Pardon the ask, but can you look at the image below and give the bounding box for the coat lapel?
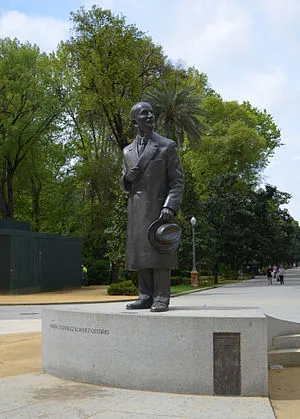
[126,139,139,167]
[136,136,158,172]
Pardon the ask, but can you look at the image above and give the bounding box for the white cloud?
[227,67,288,112]
[0,11,69,52]
[259,0,300,27]
[162,0,252,71]
[82,0,151,13]
[82,0,116,10]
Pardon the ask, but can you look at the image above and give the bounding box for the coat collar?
[127,133,159,171]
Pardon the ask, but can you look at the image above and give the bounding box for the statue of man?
[120,102,184,312]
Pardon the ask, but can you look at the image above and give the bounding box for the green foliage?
[199,275,218,282]
[123,270,139,288]
[183,174,300,280]
[171,276,190,286]
[107,280,138,295]
[105,191,128,264]
[171,268,191,278]
[82,258,111,285]
[184,97,282,196]
[246,185,300,266]
[0,38,66,219]
[199,270,213,276]
[64,5,166,150]
[144,81,206,147]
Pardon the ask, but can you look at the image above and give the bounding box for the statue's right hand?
[125,167,140,183]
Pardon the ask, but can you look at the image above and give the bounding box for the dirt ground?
[269,367,300,418]
[0,286,137,305]
[0,332,41,376]
[1,333,300,418]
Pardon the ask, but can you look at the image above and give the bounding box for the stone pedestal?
[42,304,268,396]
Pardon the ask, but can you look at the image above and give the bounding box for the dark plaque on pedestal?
[213,332,241,395]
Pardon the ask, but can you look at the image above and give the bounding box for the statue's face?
[134,103,155,134]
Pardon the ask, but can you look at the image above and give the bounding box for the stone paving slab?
[0,319,41,334]
[0,373,275,419]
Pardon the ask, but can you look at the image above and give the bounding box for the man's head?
[130,102,155,136]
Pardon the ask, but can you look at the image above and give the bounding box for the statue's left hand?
[160,207,175,222]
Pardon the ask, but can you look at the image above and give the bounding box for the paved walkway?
[2,268,300,418]
[0,373,274,419]
[171,268,300,323]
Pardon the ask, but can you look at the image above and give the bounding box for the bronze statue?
[120,102,184,312]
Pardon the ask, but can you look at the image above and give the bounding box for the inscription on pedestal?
[49,322,110,335]
[213,332,241,396]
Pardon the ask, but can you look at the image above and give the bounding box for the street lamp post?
[190,217,198,287]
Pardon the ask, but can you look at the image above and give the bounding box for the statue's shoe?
[150,302,169,312]
[126,299,153,310]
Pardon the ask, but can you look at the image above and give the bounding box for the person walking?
[273,264,278,281]
[266,265,272,285]
[278,266,285,284]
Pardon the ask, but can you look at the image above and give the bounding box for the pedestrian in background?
[266,265,272,285]
[81,265,88,286]
[272,264,278,281]
[278,266,285,285]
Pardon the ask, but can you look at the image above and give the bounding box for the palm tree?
[144,82,206,147]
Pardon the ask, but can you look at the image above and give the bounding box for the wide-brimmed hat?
[148,216,182,253]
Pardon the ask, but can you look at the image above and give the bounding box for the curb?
[0,297,136,307]
[170,284,222,298]
[0,286,223,306]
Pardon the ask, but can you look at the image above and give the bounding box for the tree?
[105,190,128,282]
[12,132,69,231]
[63,6,166,151]
[247,185,298,268]
[200,174,255,281]
[51,6,167,261]
[195,179,299,281]
[144,81,206,147]
[0,38,65,219]
[184,97,282,198]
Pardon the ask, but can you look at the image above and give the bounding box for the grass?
[106,275,251,296]
[170,283,213,294]
[170,277,248,295]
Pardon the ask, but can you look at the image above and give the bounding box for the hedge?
[107,280,138,295]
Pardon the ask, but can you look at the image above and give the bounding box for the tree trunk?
[110,262,120,284]
[233,256,239,280]
[0,189,8,218]
[6,161,14,219]
[31,176,42,231]
[213,261,219,284]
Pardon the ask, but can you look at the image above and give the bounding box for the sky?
[1,0,300,221]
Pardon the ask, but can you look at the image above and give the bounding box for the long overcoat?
[120,132,184,270]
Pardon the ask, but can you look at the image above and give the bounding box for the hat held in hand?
[148,215,182,253]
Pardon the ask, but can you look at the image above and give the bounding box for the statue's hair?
[130,102,152,121]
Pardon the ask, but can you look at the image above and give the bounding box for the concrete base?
[42,304,268,396]
[269,347,300,367]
